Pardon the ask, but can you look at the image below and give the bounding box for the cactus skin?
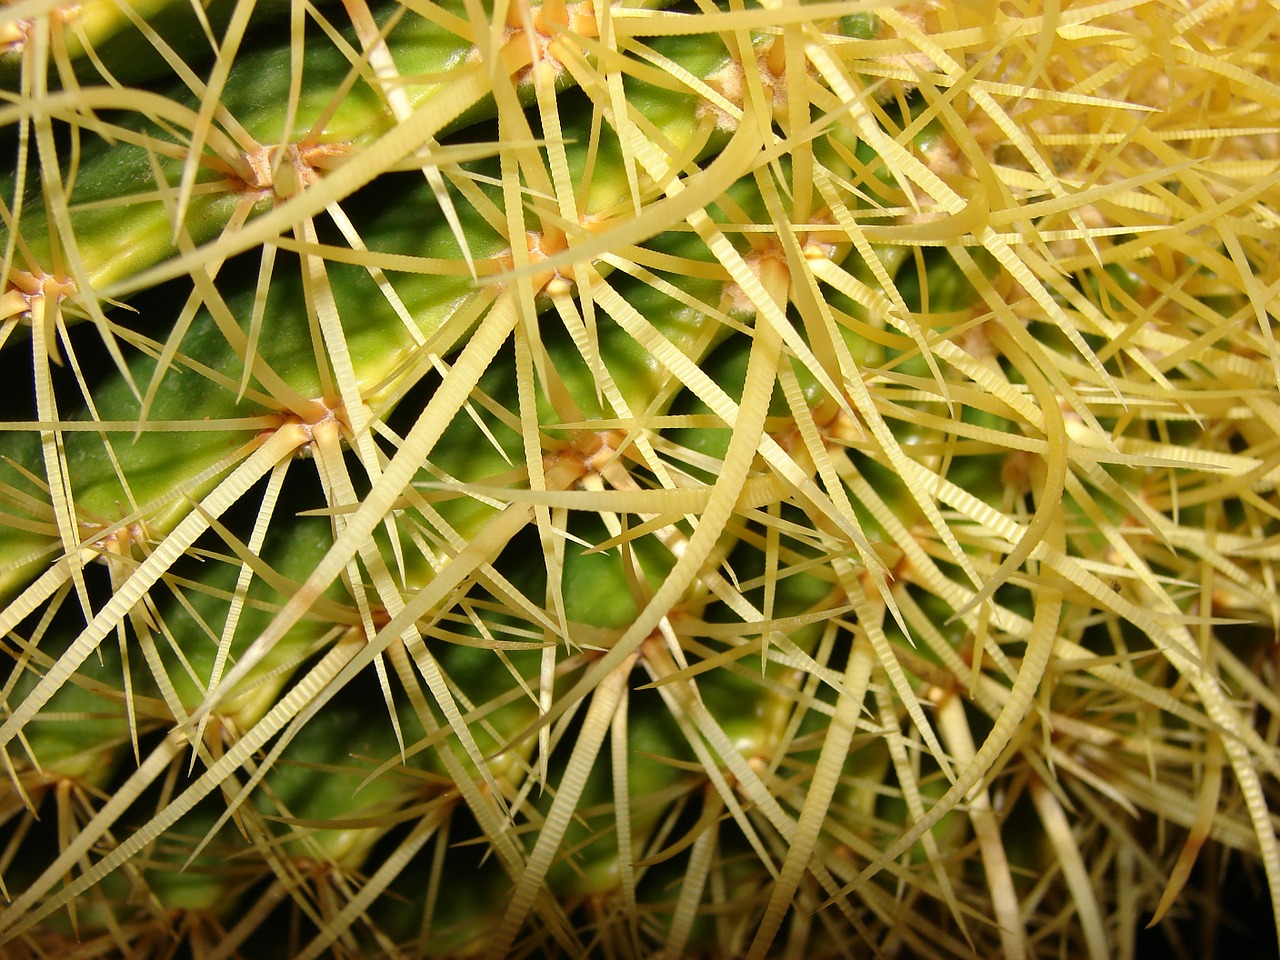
[2,1,1280,958]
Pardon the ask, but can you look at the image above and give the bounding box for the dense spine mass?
[1,0,1279,957]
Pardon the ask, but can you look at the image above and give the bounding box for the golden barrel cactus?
[1,0,1279,956]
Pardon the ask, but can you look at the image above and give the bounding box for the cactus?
[2,0,1279,957]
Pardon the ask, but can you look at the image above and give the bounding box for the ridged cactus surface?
[2,0,1280,956]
